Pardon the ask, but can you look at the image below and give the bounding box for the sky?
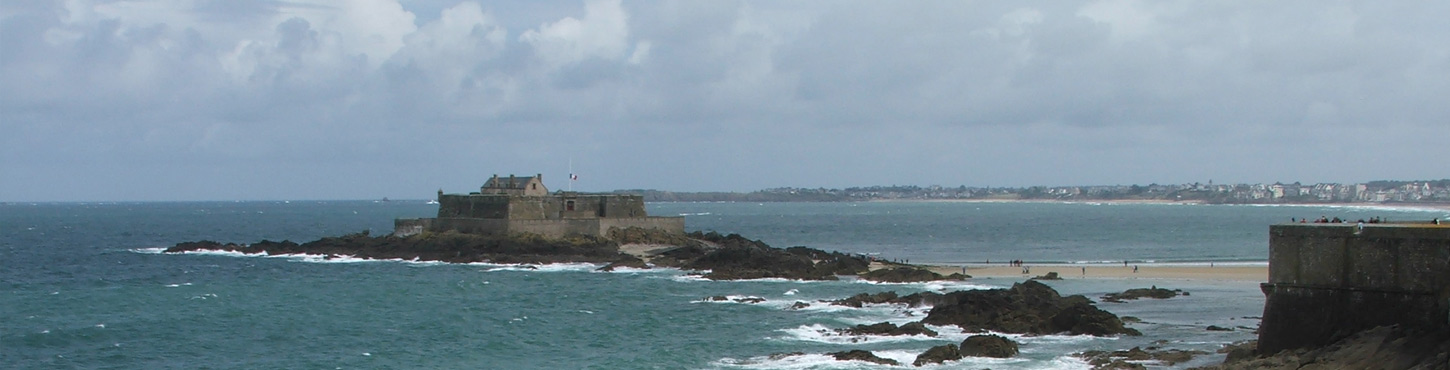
[2,0,1447,201]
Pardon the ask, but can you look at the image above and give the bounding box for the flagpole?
[568,158,573,192]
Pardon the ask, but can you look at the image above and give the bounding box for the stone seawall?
[1258,223,1450,354]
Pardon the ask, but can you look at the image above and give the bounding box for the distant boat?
[426,199,440,205]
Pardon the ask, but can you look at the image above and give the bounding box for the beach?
[927,263,1269,282]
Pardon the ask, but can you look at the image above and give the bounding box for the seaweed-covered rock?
[912,344,962,366]
[1032,271,1063,280]
[960,334,1019,358]
[1101,287,1182,303]
[828,350,899,366]
[921,280,1140,336]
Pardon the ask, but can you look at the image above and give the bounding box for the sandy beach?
[924,263,1268,282]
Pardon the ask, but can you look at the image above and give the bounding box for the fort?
[393,173,684,238]
[1258,222,1450,354]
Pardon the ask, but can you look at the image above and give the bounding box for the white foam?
[711,353,839,369]
[130,247,168,254]
[692,295,768,304]
[849,279,997,292]
[484,263,601,273]
[784,289,799,295]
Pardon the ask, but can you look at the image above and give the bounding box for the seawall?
[1258,223,1450,354]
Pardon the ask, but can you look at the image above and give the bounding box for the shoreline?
[878,198,1450,212]
[923,263,1269,282]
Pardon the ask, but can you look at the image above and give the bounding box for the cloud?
[1,0,1448,201]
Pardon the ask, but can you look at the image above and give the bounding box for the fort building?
[393,173,684,239]
[1258,222,1450,354]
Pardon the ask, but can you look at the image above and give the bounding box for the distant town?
[615,179,1450,205]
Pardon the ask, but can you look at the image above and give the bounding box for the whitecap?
[711,353,840,369]
[485,263,600,273]
[692,295,768,305]
[130,247,168,254]
[849,279,998,292]
[784,289,799,295]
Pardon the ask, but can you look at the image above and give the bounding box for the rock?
[858,267,959,283]
[1216,340,1257,364]
[920,280,1140,336]
[839,321,938,337]
[830,291,898,308]
[734,297,766,304]
[828,350,899,366]
[1207,325,1233,331]
[1101,287,1181,303]
[960,334,1019,358]
[166,229,876,282]
[1201,325,1450,370]
[913,344,962,366]
[829,291,948,308]
[1121,316,1142,323]
[596,257,648,271]
[705,296,729,302]
[1032,271,1063,280]
[787,301,811,310]
[1077,346,1207,369]
[683,233,861,281]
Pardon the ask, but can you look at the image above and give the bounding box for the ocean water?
[3,201,1446,369]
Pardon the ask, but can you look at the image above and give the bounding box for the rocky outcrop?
[913,344,962,366]
[1077,347,1206,369]
[1100,287,1184,303]
[920,280,1141,336]
[839,322,938,337]
[678,232,871,281]
[1198,325,1450,370]
[828,350,899,366]
[164,231,628,265]
[858,267,967,283]
[704,295,765,304]
[960,334,1019,358]
[166,229,876,282]
[828,291,948,308]
[1032,271,1063,280]
[596,256,648,271]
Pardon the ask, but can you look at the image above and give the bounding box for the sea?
[3,200,1447,369]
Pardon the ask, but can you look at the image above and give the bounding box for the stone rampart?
[1258,223,1450,354]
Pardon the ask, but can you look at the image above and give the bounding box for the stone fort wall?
[1258,223,1450,354]
[393,216,684,238]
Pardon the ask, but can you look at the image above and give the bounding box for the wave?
[849,279,997,292]
[691,295,769,304]
[711,353,842,369]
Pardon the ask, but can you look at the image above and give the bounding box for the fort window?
[566,200,575,211]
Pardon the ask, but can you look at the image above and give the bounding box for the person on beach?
[1133,265,1139,273]
[1081,267,1086,276]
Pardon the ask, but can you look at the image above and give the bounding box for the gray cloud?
[1,0,1447,201]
